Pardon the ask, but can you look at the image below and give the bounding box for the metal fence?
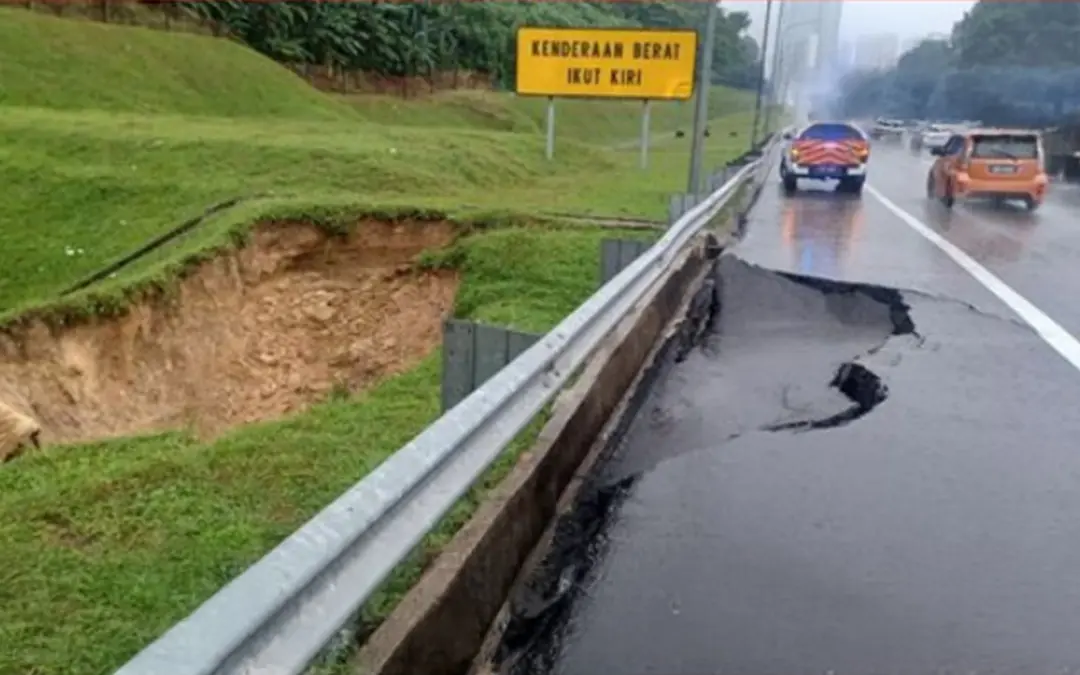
[441,319,540,413]
[444,238,660,411]
[667,163,748,224]
[599,238,652,286]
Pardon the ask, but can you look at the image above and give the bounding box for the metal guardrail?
[111,139,779,675]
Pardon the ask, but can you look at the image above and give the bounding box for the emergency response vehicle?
[780,121,871,196]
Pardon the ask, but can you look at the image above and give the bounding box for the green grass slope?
[0,8,356,119]
[0,106,607,316]
[345,87,754,142]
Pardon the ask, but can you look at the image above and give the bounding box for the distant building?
[773,1,844,84]
[764,0,845,119]
[853,33,900,71]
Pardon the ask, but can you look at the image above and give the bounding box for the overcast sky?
[726,0,976,44]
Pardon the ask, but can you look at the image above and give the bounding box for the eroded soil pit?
[0,219,458,452]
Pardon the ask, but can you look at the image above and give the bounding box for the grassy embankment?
[0,9,763,675]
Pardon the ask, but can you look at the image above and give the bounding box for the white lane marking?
[867,184,1080,372]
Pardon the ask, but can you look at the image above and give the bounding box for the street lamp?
[687,0,719,195]
[750,0,774,149]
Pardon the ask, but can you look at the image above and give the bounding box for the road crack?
[763,361,888,432]
[753,267,920,433]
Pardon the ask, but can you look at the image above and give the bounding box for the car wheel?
[782,175,797,195]
[1024,196,1040,212]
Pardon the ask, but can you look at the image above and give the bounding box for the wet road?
[494,149,1080,674]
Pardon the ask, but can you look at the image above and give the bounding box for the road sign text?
[516,27,697,100]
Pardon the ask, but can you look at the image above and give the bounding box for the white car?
[912,124,952,152]
[871,118,906,142]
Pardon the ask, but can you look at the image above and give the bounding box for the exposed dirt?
[0,219,459,455]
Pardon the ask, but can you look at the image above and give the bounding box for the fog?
[727,0,974,46]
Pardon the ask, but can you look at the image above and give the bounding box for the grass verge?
[0,103,757,322]
[0,220,660,675]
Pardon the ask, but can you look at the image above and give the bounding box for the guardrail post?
[670,182,742,227]
[441,318,541,412]
[600,238,653,285]
[667,193,684,225]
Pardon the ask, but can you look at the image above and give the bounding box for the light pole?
[750,0,774,149]
[766,0,787,132]
[687,0,719,196]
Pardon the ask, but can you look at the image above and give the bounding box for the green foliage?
[837,1,1080,126]
[170,0,761,90]
[838,38,954,120]
[951,1,1080,69]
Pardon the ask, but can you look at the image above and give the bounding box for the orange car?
[926,128,1048,211]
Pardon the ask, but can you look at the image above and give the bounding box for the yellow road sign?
[516,26,697,100]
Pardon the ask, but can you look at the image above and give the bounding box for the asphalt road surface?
[493,145,1080,675]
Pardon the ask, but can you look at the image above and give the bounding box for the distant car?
[926,127,1047,211]
[912,124,952,152]
[780,121,870,196]
[870,118,905,142]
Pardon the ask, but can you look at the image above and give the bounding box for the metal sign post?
[640,99,652,170]
[514,26,698,161]
[545,96,556,160]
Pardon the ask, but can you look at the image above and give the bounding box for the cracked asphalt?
[491,147,1080,675]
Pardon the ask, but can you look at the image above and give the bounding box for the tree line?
[154,1,761,92]
[836,0,1080,127]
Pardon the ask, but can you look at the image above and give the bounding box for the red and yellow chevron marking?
[790,139,869,166]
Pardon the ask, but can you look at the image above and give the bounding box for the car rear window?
[799,124,863,141]
[971,134,1039,160]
